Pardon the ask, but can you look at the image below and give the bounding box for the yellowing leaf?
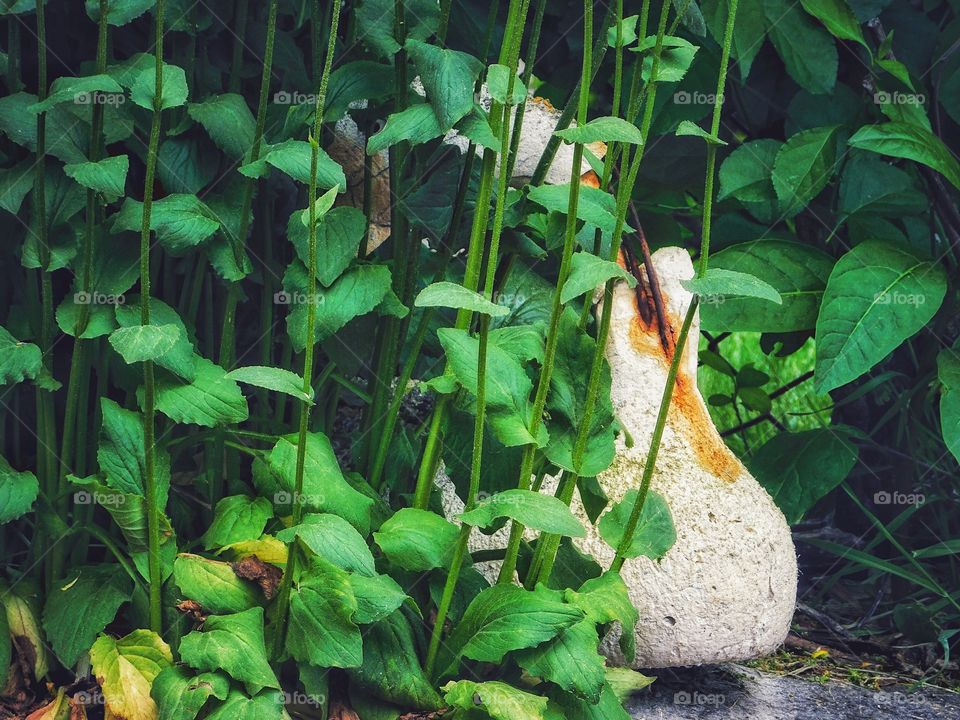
[90,630,173,720]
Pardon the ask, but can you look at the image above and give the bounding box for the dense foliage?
[0,0,958,717]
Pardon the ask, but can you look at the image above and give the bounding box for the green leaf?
[349,573,408,624]
[355,0,440,58]
[326,60,395,121]
[528,184,622,234]
[701,240,834,332]
[298,184,340,228]
[560,253,636,305]
[447,585,584,665]
[459,489,586,537]
[607,15,639,47]
[486,63,527,105]
[799,0,867,48]
[347,611,442,710]
[150,357,249,427]
[555,116,644,145]
[152,666,230,720]
[750,429,859,524]
[406,39,483,130]
[849,122,960,191]
[277,513,376,576]
[179,607,279,691]
[634,35,699,83]
[718,139,781,212]
[838,154,926,220]
[28,74,124,112]
[0,326,40,385]
[173,554,261,614]
[415,281,509,317]
[241,139,346,190]
[108,323,182,364]
[565,572,639,662]
[675,120,726,145]
[0,92,88,164]
[69,476,174,554]
[0,454,39,524]
[444,680,549,720]
[63,155,129,198]
[130,60,188,110]
[771,126,839,215]
[367,103,443,154]
[516,620,605,702]
[90,630,173,720]
[43,565,134,667]
[374,508,459,571]
[187,93,256,158]
[226,366,313,404]
[266,432,373,533]
[764,0,837,94]
[286,557,363,669]
[814,241,947,393]
[203,495,273,550]
[114,297,197,380]
[599,489,676,560]
[438,328,541,447]
[111,194,221,255]
[682,268,782,305]
[938,350,960,466]
[549,682,633,720]
[286,205,363,287]
[86,0,155,27]
[97,398,171,498]
[454,107,500,151]
[205,689,284,720]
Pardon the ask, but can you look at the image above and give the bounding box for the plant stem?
[272,0,342,657]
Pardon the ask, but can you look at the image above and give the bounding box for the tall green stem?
[610,0,740,574]
[272,0,342,656]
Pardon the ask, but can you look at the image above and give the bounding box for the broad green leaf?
[455,107,499,151]
[565,571,639,662]
[152,666,230,720]
[69,476,174,554]
[29,74,124,112]
[764,0,837,95]
[555,117,644,145]
[675,120,726,145]
[367,103,443,154]
[43,565,134,667]
[750,429,859,524]
[444,680,549,720]
[130,61,188,110]
[108,323,182,364]
[203,495,273,550]
[837,154,926,219]
[814,241,947,393]
[86,0,155,26]
[447,584,584,665]
[486,63,527,105]
[325,60,395,121]
[277,513,376,576]
[0,92,88,164]
[298,184,341,228]
[604,667,656,702]
[354,0,440,58]
[515,620,605,702]
[528,184,622,234]
[599,489,676,560]
[0,454,39,523]
[560,253,636,304]
[701,240,834,332]
[938,350,960,465]
[114,296,197,380]
[157,135,217,194]
[226,366,313,404]
[187,93,256,158]
[90,630,173,720]
[173,554,261,614]
[0,326,40,385]
[286,205,364,287]
[415,281,509,317]
[704,0,769,80]
[349,573,408,624]
[240,139,346,191]
[150,357,248,427]
[460,489,585,537]
[849,122,960,191]
[347,611,442,710]
[682,268,782,305]
[97,398,171,499]
[266,432,373,533]
[799,0,867,48]
[205,689,284,720]
[374,507,459,571]
[111,194,221,255]
[771,126,839,215]
[549,682,633,720]
[179,607,279,691]
[0,159,34,215]
[608,15,639,47]
[634,35,699,83]
[438,328,541,447]
[718,139,781,210]
[406,39,483,130]
[286,558,363,669]
[63,155,129,197]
